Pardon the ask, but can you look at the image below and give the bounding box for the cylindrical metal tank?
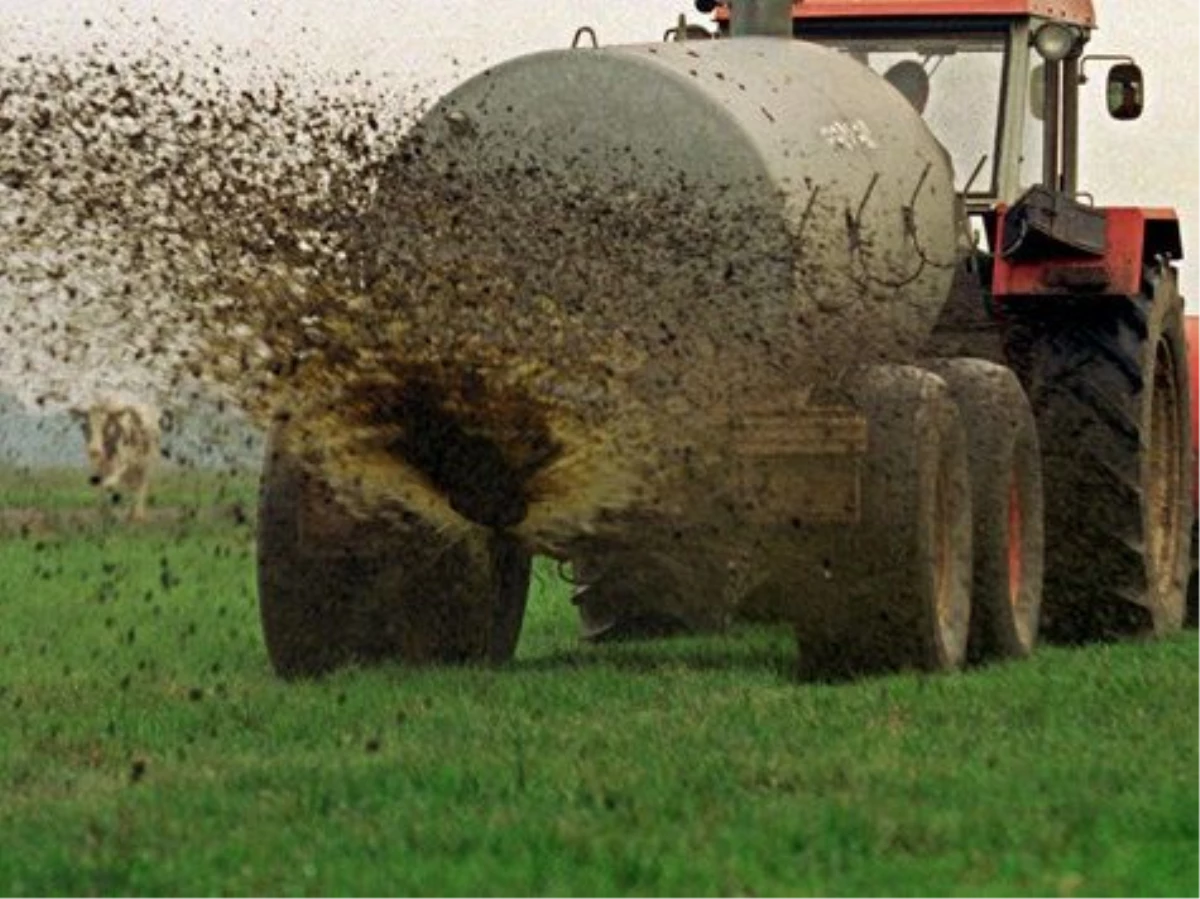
[334,34,962,588]
[404,36,959,373]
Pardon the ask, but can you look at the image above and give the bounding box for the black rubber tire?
[794,365,973,680]
[1186,521,1197,628]
[926,359,1044,661]
[1190,537,1200,628]
[1004,267,1192,641]
[257,426,532,678]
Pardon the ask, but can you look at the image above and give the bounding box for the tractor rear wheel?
[1188,523,1197,627]
[257,426,532,678]
[926,359,1044,661]
[1005,266,1192,640]
[794,365,973,680]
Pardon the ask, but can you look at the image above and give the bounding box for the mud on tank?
[256,1,976,679]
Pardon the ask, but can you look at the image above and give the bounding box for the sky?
[3,0,1198,305]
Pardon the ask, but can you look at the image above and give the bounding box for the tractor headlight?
[1034,23,1082,62]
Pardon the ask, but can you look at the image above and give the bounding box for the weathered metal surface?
[731,453,863,524]
[729,399,867,525]
[732,406,868,457]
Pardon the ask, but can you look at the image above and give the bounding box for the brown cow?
[72,396,161,522]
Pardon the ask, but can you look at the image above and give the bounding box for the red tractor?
[255,0,1194,679]
[701,0,1195,641]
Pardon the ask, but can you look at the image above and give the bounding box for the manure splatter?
[0,20,828,601]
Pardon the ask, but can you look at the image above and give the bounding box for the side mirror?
[1106,62,1144,120]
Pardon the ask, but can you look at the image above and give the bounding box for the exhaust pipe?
[731,0,793,38]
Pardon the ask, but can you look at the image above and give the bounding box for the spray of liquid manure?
[0,24,846,573]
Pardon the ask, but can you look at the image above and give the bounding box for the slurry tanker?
[255,0,1194,680]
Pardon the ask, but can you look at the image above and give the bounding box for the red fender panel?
[1188,312,1198,506]
[992,206,1182,298]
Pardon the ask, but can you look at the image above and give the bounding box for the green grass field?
[0,471,1196,896]
[0,466,257,515]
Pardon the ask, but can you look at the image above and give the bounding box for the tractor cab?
[705,1,1141,215]
[702,0,1178,302]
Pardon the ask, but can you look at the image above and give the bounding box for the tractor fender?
[992,203,1182,298]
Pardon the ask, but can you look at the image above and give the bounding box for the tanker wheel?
[926,359,1044,661]
[1188,522,1197,627]
[257,427,532,678]
[795,366,973,681]
[1005,266,1192,641]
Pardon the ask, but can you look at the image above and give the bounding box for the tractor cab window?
[1021,62,1047,191]
[805,27,1009,200]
